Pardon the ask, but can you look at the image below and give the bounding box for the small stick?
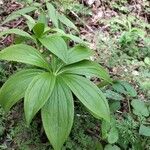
[70,10,94,33]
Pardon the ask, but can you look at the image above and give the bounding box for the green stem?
[55,64,65,75]
[127,97,131,114]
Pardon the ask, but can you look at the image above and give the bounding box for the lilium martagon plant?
[0,24,112,150]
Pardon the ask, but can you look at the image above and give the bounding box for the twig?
[13,18,24,28]
[86,129,100,139]
[70,10,94,33]
[127,97,131,114]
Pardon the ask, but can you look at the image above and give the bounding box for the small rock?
[0,0,3,5]
[86,0,95,6]
[132,71,139,76]
[0,27,9,32]
[124,68,128,72]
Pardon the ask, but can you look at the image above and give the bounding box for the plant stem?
[127,97,131,114]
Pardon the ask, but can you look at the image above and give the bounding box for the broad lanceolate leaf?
[0,44,50,71]
[39,35,68,63]
[0,29,34,40]
[58,14,78,31]
[3,6,37,24]
[24,72,56,125]
[0,69,43,111]
[67,45,93,64]
[23,14,36,31]
[62,74,110,121]
[44,28,86,44]
[62,34,85,44]
[46,3,59,28]
[38,12,47,25]
[60,60,112,83]
[42,77,74,150]
[33,23,45,38]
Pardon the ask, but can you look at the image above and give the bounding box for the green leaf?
[42,77,74,150]
[62,34,85,44]
[139,124,150,137]
[112,82,126,94]
[14,35,27,44]
[24,72,56,125]
[101,120,111,139]
[0,44,50,71]
[131,99,149,117]
[58,14,78,31]
[104,144,120,150]
[0,69,43,111]
[110,102,121,112]
[144,57,150,65]
[107,127,119,144]
[60,60,112,83]
[98,81,111,88]
[33,2,41,7]
[3,6,37,24]
[0,29,34,40]
[62,74,110,121]
[44,28,86,44]
[120,81,137,97]
[105,90,124,101]
[46,3,59,28]
[39,35,68,63]
[23,14,36,31]
[26,0,33,3]
[131,28,146,38]
[101,117,117,142]
[95,141,103,150]
[38,12,47,25]
[33,23,45,38]
[67,45,93,64]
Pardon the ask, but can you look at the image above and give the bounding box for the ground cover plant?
[0,0,150,149]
